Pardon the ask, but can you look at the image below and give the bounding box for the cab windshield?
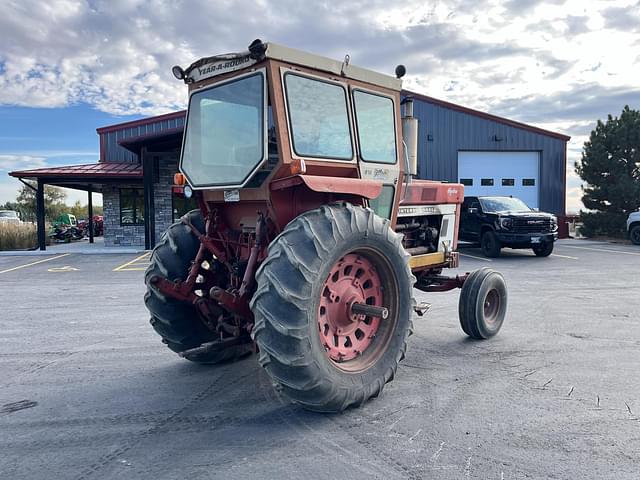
[479,197,531,213]
[181,72,265,187]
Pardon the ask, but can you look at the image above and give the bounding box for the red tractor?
[145,40,507,412]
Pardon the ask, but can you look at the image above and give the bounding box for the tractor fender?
[270,174,383,199]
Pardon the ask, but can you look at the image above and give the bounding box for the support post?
[142,148,155,250]
[36,179,46,251]
[88,184,94,244]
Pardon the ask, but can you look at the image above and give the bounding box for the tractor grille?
[512,217,553,233]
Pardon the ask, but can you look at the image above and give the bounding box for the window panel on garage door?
[457,151,540,209]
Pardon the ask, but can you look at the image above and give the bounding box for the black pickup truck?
[460,196,558,257]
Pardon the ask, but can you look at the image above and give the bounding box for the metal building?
[406,92,569,215]
[9,91,569,250]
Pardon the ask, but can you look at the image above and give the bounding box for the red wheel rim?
[318,253,386,364]
[483,288,500,325]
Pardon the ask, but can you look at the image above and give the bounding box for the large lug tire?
[459,267,507,339]
[481,230,501,258]
[533,240,554,257]
[630,225,640,245]
[251,203,416,413]
[144,210,253,364]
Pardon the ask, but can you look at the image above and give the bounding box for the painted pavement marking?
[459,253,493,262]
[113,252,151,272]
[560,244,640,256]
[550,253,579,260]
[0,254,70,274]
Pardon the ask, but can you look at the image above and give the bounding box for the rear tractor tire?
[459,267,507,339]
[144,210,253,364]
[251,203,415,413]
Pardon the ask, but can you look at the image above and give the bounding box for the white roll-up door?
[457,151,540,209]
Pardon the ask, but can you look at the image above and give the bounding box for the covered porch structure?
[9,163,143,251]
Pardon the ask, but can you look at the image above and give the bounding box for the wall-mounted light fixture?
[427,134,434,142]
[492,135,504,142]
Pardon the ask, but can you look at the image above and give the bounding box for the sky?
[0,0,639,212]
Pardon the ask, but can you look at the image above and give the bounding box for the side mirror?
[468,207,478,214]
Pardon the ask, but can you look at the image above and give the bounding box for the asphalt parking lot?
[1,239,639,479]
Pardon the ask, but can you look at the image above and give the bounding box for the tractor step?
[413,302,431,316]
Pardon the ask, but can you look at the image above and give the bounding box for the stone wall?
[153,154,178,243]
[102,154,179,248]
[102,185,146,247]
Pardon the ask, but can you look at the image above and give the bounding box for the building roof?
[403,91,571,142]
[96,111,186,135]
[9,162,142,179]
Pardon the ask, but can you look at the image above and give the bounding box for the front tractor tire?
[251,203,415,413]
[459,267,507,339]
[144,210,253,364]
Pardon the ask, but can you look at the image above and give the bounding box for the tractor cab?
[173,40,459,237]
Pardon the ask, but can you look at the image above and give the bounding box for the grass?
[0,223,42,251]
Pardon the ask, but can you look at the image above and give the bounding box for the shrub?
[0,223,39,250]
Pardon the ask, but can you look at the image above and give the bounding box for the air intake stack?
[402,99,418,176]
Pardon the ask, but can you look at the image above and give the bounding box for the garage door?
[457,151,540,209]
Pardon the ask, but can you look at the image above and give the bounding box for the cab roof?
[179,40,403,91]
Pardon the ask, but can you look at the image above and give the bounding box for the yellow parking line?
[113,252,151,272]
[561,245,640,256]
[0,253,70,274]
[459,253,492,262]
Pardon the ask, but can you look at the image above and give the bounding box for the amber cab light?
[290,158,306,175]
[173,173,186,186]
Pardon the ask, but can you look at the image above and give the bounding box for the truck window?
[284,73,353,160]
[353,90,396,164]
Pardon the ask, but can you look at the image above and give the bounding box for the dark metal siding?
[410,98,567,215]
[101,116,185,163]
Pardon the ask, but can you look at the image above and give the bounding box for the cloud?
[1,0,638,213]
[601,5,640,32]
[0,154,47,172]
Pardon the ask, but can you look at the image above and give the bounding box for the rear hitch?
[178,336,251,358]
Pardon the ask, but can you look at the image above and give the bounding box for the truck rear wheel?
[251,203,415,412]
[144,210,253,363]
[459,267,507,339]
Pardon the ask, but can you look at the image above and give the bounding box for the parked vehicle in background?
[460,196,558,257]
[53,213,77,227]
[77,215,104,237]
[49,213,83,242]
[628,211,640,245]
[0,210,22,225]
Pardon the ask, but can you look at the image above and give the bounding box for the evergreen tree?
[575,106,640,237]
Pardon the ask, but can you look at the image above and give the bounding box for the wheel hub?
[483,288,500,325]
[318,253,385,362]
